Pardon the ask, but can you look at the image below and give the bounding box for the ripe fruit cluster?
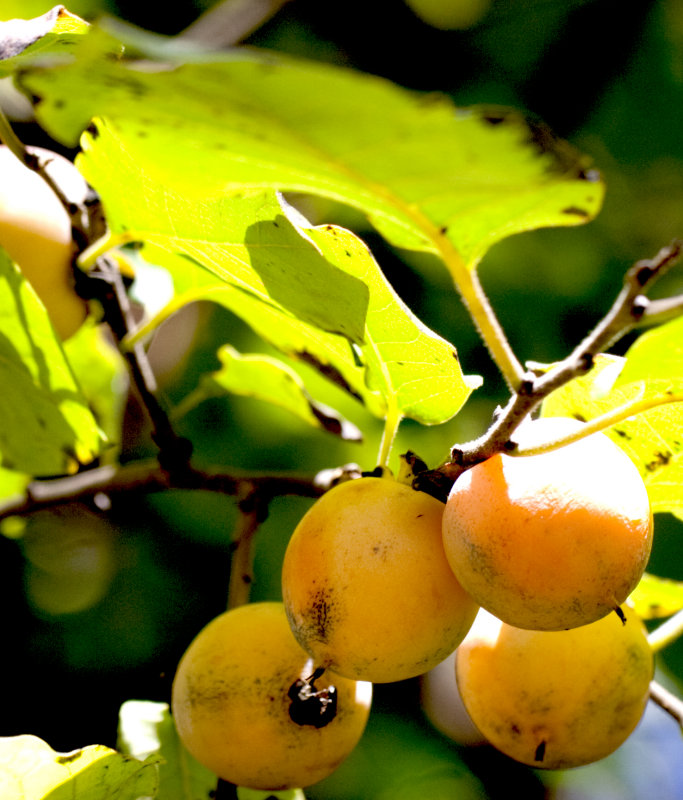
[172,415,655,788]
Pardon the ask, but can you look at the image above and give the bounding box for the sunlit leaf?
[20,21,603,274]
[541,323,683,519]
[0,6,88,77]
[0,734,160,800]
[73,120,478,424]
[175,344,363,441]
[118,700,215,800]
[630,573,683,620]
[0,250,102,476]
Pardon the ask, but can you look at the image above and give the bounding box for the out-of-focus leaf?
[176,345,363,441]
[630,573,683,620]
[0,6,88,77]
[118,700,215,800]
[237,789,306,800]
[20,22,603,274]
[0,734,160,800]
[62,318,128,460]
[0,250,102,476]
[0,466,29,514]
[541,322,683,519]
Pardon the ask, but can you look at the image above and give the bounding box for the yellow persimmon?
[442,416,653,630]
[171,601,371,791]
[456,607,654,769]
[282,476,478,683]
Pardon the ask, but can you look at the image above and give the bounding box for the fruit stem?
[649,680,683,729]
[377,402,402,471]
[510,392,683,457]
[226,487,267,610]
[0,108,28,164]
[77,230,139,271]
[648,609,683,653]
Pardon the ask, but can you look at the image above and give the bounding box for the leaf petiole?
[510,392,683,457]
[648,608,683,653]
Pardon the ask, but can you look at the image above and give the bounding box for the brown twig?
[226,485,266,610]
[178,0,293,48]
[649,680,683,729]
[414,240,683,499]
[0,459,324,521]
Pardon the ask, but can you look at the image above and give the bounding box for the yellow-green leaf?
[0,734,160,800]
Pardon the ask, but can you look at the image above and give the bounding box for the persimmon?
[171,601,371,791]
[442,416,653,630]
[455,607,654,769]
[0,145,88,339]
[281,476,478,683]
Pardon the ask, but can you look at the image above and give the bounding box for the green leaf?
[118,700,216,800]
[20,22,603,273]
[630,573,683,620]
[0,6,89,78]
[0,467,29,514]
[75,119,478,424]
[78,152,370,345]
[541,321,683,519]
[0,734,160,800]
[0,250,102,476]
[176,344,363,441]
[62,318,129,460]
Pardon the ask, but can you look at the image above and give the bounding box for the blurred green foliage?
[2,2,683,799]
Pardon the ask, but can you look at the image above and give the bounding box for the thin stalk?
[511,392,683,457]
[435,231,525,391]
[0,107,29,162]
[376,403,402,472]
[649,680,683,728]
[648,609,683,653]
[226,500,262,610]
[77,230,139,270]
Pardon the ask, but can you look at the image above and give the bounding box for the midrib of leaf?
[249,125,522,387]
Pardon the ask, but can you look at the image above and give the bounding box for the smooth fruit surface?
[442,416,653,630]
[171,602,371,790]
[456,607,654,769]
[282,476,479,683]
[0,145,88,339]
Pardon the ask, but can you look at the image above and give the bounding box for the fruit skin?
[171,601,371,790]
[442,416,653,631]
[0,145,88,339]
[282,476,479,683]
[455,607,654,769]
